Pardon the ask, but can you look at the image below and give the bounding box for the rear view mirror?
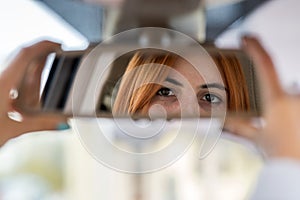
[42,44,261,119]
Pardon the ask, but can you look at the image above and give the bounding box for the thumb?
[1,113,70,147]
[223,117,261,142]
[20,113,70,133]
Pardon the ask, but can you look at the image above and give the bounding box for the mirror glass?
[100,48,260,118]
[42,43,261,118]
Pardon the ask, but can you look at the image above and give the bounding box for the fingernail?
[56,123,70,130]
[242,33,258,44]
[241,35,250,48]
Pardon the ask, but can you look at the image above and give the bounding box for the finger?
[15,56,48,109]
[0,113,70,146]
[0,41,61,110]
[242,36,284,105]
[224,117,260,142]
[0,40,61,93]
[20,113,70,133]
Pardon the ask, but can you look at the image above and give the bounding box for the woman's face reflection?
[148,58,227,117]
[113,50,250,117]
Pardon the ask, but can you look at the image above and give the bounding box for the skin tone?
[0,40,68,147]
[225,36,300,160]
[149,58,227,117]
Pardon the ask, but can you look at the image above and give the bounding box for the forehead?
[171,58,203,81]
[171,56,223,84]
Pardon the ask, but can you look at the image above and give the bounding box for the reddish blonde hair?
[113,50,250,116]
[211,52,250,112]
[113,51,178,115]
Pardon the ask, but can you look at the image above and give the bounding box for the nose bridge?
[179,90,199,116]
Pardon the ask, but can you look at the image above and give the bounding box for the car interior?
[2,0,297,200]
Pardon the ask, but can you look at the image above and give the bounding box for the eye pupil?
[202,94,221,103]
[157,88,173,96]
[205,94,212,101]
[161,89,169,95]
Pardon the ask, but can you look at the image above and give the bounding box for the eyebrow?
[165,77,183,86]
[165,78,228,92]
[200,83,228,91]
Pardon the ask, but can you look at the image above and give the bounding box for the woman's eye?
[157,87,175,97]
[201,94,222,104]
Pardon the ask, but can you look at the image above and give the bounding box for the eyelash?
[156,87,175,97]
[199,93,223,104]
[156,88,224,105]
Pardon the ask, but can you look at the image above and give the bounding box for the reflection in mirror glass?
[42,46,260,118]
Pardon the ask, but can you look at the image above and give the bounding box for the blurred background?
[1,0,299,199]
